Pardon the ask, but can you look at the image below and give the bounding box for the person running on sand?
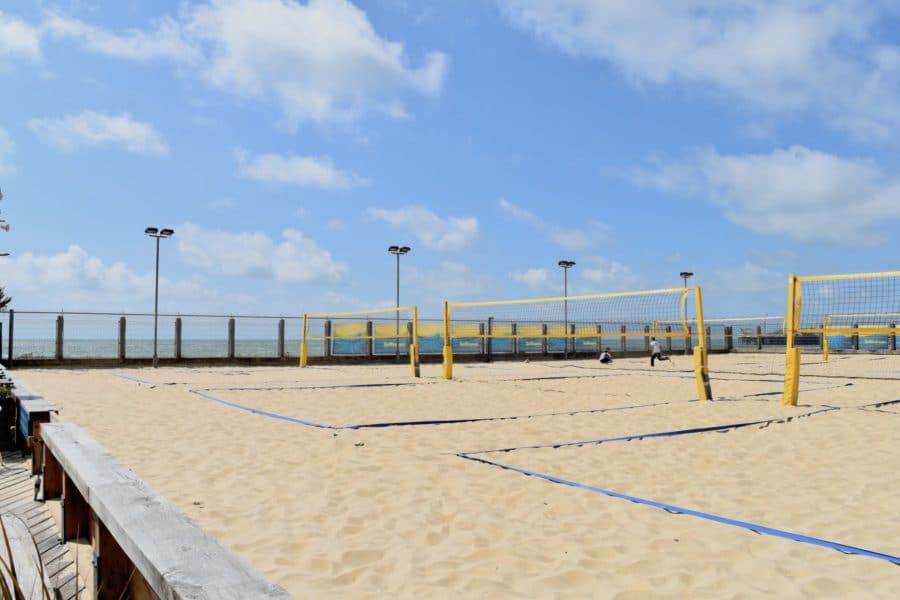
[650,337,668,367]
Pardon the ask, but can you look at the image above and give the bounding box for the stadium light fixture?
[558,261,576,359]
[146,226,176,368]
[388,245,411,362]
[680,271,694,288]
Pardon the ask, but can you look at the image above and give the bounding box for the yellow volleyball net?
[784,270,900,405]
[300,306,420,377]
[442,287,713,400]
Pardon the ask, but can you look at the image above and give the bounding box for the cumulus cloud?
[42,12,198,63]
[367,206,478,251]
[233,147,366,189]
[511,267,553,290]
[498,198,610,251]
[0,12,41,60]
[405,261,493,303]
[579,256,640,292]
[176,222,347,283]
[39,0,448,126]
[28,110,169,156]
[633,145,900,244]
[498,0,900,142]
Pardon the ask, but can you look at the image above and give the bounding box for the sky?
[1,0,899,319]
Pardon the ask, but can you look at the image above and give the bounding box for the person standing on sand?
[650,337,668,367]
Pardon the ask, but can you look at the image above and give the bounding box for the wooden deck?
[0,450,84,599]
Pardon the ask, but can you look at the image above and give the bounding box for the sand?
[14,353,900,598]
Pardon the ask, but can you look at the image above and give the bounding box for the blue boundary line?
[187,388,673,430]
[457,399,900,565]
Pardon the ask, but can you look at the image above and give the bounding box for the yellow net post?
[410,305,420,378]
[783,274,801,406]
[822,316,831,362]
[442,301,453,380]
[299,313,309,368]
[693,287,712,401]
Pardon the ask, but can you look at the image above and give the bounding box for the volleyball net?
[300,306,420,377]
[442,287,713,400]
[784,271,900,405]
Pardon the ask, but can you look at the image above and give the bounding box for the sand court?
[14,353,900,598]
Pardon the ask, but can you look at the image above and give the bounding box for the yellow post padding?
[783,275,799,405]
[692,287,712,401]
[299,314,309,368]
[442,301,453,380]
[410,305,420,378]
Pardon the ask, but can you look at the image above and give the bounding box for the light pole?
[680,271,694,288]
[388,245,410,362]
[146,227,175,368]
[558,260,576,359]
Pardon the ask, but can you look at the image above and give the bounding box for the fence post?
[819,321,825,350]
[596,325,602,356]
[227,318,236,359]
[542,324,548,355]
[569,323,576,355]
[118,317,126,361]
[0,322,3,364]
[725,326,733,352]
[479,322,486,358]
[55,315,64,360]
[174,318,182,360]
[7,309,13,366]
[706,326,712,350]
[324,320,332,358]
[620,325,626,353]
[277,319,285,358]
[486,317,493,362]
[511,323,518,354]
[643,325,650,352]
[666,325,672,352]
[366,321,373,357]
[685,325,693,355]
[852,322,859,351]
[891,323,897,352]
[756,325,762,351]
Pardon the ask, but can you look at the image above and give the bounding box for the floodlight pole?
[559,260,576,359]
[146,227,175,368]
[388,245,410,363]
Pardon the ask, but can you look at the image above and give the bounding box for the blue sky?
[1,0,899,319]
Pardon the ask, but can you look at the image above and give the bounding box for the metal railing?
[0,310,303,362]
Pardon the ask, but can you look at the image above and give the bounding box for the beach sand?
[15,353,900,598]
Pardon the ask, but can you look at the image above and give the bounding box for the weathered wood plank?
[42,423,292,600]
[0,513,56,600]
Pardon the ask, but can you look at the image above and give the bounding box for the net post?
[299,313,309,368]
[442,301,453,380]
[822,318,830,362]
[410,306,420,378]
[692,287,712,401]
[783,275,801,406]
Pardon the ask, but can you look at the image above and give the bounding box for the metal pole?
[563,268,569,359]
[153,236,160,368]
[395,252,400,363]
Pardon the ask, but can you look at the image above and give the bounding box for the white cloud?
[233,147,366,190]
[0,12,42,60]
[511,268,553,291]
[176,222,347,283]
[405,261,493,303]
[367,206,478,251]
[0,128,14,175]
[579,256,640,292]
[326,219,346,231]
[185,0,447,125]
[498,0,900,142]
[42,12,198,63]
[0,246,212,309]
[634,145,900,244]
[28,110,169,156]
[498,198,610,251]
[710,262,784,295]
